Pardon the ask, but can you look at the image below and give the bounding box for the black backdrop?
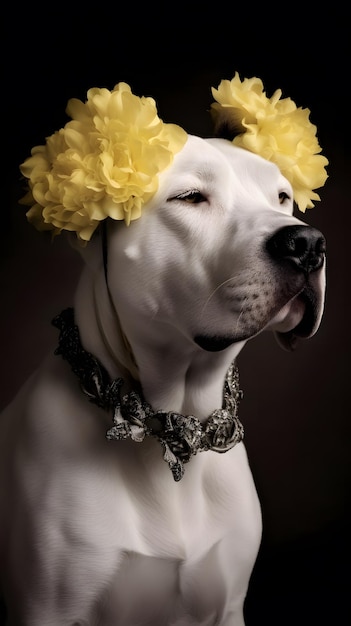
[1,5,350,624]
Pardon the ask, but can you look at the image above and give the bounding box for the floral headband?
[20,73,328,242]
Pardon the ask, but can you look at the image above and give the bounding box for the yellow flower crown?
[20,74,328,241]
[210,72,328,212]
[20,83,188,241]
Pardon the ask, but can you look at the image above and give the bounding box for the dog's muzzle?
[266,224,326,350]
[195,224,326,354]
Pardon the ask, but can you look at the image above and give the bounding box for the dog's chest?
[85,441,262,625]
[1,367,261,625]
[98,542,236,625]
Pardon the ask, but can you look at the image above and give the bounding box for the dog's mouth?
[195,285,323,353]
[273,287,322,351]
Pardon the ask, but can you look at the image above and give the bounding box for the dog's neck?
[53,304,244,481]
[74,267,246,423]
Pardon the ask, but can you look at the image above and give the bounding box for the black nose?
[266,225,326,273]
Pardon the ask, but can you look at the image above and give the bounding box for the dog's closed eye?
[279,191,291,204]
[169,190,207,204]
[171,190,290,206]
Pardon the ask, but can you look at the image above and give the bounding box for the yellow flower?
[210,72,328,212]
[20,83,188,241]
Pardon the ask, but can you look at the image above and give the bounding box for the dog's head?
[19,75,327,358]
[103,134,326,354]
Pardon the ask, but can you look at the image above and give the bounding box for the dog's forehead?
[155,135,292,209]
[205,137,283,178]
[169,135,231,175]
[170,135,288,187]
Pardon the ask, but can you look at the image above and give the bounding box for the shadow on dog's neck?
[73,264,245,423]
[74,268,139,384]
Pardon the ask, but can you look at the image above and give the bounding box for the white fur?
[0,136,326,625]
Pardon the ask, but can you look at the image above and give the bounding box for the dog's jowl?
[0,75,328,625]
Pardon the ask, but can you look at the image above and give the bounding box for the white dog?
[0,131,326,625]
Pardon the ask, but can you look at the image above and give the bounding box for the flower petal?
[20,83,187,241]
[211,72,328,211]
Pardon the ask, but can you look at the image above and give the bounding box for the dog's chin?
[194,335,238,352]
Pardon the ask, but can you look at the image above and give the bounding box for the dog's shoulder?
[0,353,109,464]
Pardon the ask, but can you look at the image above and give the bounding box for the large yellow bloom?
[20,83,188,241]
[211,72,328,212]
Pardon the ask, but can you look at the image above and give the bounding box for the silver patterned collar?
[52,308,244,481]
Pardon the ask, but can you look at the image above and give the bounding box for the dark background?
[1,5,350,625]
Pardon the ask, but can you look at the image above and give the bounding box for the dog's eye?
[279,191,290,204]
[171,190,206,204]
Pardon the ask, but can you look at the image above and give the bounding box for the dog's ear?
[67,228,103,272]
[210,105,245,142]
